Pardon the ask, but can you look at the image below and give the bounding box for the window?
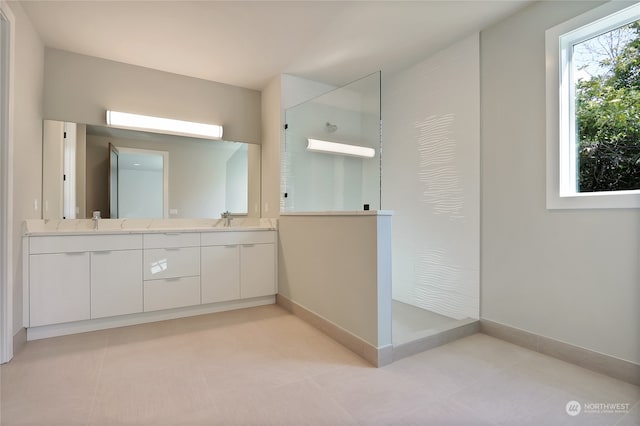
[546,2,640,209]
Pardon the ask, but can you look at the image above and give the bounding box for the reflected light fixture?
[106,110,223,140]
[307,138,375,159]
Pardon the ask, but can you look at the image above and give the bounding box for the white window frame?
[546,1,640,209]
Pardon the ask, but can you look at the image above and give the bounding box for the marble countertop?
[23,218,278,236]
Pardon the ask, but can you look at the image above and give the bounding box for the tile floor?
[0,304,638,426]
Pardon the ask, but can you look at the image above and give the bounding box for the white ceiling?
[20,1,531,91]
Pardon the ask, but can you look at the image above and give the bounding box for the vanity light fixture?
[106,110,223,140]
[307,138,375,159]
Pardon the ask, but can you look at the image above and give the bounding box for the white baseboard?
[11,327,26,357]
[481,319,640,386]
[26,296,275,341]
[276,294,392,367]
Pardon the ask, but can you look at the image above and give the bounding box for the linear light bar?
[106,110,223,140]
[307,138,375,158]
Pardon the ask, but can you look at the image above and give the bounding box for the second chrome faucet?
[221,211,232,227]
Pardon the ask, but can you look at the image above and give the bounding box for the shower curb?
[392,320,480,363]
[277,294,482,367]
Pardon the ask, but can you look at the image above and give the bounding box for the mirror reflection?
[42,120,259,220]
[109,146,168,219]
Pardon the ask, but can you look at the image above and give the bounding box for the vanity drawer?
[30,234,142,254]
[143,232,200,249]
[143,247,200,280]
[143,276,200,312]
[201,230,275,246]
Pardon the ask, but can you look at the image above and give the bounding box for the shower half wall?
[276,42,480,362]
[276,73,393,365]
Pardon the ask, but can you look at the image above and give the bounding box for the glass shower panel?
[283,72,381,212]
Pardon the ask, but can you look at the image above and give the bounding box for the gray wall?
[480,1,639,364]
[278,214,392,348]
[44,48,261,145]
[260,76,281,218]
[8,1,44,334]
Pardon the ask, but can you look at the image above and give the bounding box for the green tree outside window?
[575,21,640,192]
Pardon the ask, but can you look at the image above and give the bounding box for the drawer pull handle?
[165,248,181,251]
[164,233,182,236]
[65,252,86,255]
[243,244,255,247]
[225,245,236,248]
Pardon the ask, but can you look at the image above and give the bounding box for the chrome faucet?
[92,211,101,230]
[221,211,232,227]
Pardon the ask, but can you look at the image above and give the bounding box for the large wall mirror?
[42,120,261,220]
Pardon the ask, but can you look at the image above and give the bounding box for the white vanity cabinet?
[29,252,90,327]
[24,222,278,340]
[201,245,240,303]
[241,242,276,298]
[27,234,143,327]
[91,249,143,319]
[142,233,201,312]
[201,231,276,302]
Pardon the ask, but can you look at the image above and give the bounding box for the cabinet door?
[240,243,276,299]
[201,245,240,304]
[91,250,143,319]
[30,252,90,327]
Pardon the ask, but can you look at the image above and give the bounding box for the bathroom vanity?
[22,219,277,340]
